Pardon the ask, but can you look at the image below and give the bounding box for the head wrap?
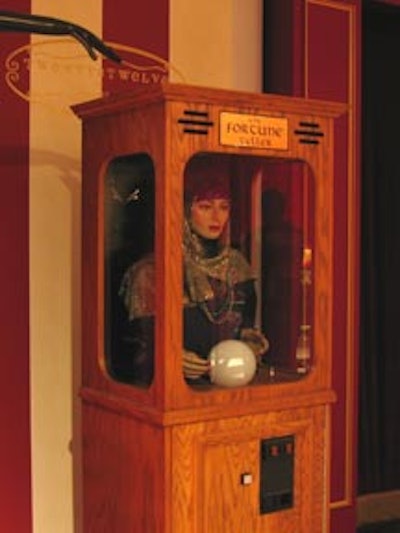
[184,154,231,204]
[182,154,253,310]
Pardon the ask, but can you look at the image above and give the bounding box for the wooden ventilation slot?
[177,109,214,135]
[294,121,324,145]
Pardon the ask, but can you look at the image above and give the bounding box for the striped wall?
[1,1,262,531]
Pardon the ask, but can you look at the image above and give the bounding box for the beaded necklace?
[199,269,235,325]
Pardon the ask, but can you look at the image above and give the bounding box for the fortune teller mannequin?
[119,154,269,384]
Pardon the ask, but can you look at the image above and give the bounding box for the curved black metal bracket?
[0,10,121,63]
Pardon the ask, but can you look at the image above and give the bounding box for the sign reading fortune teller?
[219,111,288,150]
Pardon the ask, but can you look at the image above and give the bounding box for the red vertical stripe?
[102,0,169,95]
[102,0,168,56]
[307,4,350,102]
[0,2,32,532]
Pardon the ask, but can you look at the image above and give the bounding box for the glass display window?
[104,153,155,387]
[182,152,315,389]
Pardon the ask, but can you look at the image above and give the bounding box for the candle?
[302,247,312,268]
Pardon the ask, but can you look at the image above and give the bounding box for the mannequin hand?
[240,328,269,360]
[183,350,210,379]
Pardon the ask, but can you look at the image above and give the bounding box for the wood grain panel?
[172,406,330,533]
[74,82,345,531]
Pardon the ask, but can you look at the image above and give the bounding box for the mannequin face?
[190,197,230,240]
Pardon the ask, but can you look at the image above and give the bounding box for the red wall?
[103,0,168,58]
[0,2,32,532]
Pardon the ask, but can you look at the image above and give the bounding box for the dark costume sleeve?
[115,256,155,385]
[117,248,260,382]
[115,316,154,385]
[240,279,257,328]
[183,278,258,359]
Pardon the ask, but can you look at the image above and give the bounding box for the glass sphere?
[209,339,257,387]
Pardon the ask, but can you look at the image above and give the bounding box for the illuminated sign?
[220,111,288,150]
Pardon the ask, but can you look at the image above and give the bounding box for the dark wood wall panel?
[263,1,360,530]
[305,1,360,531]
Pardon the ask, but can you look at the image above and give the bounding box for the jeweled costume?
[118,234,257,385]
[182,220,257,361]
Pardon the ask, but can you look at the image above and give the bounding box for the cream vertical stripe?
[29,3,102,533]
[169,0,262,92]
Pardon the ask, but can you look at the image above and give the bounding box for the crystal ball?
[209,339,257,387]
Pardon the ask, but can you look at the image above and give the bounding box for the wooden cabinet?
[73,83,345,532]
[172,406,329,533]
